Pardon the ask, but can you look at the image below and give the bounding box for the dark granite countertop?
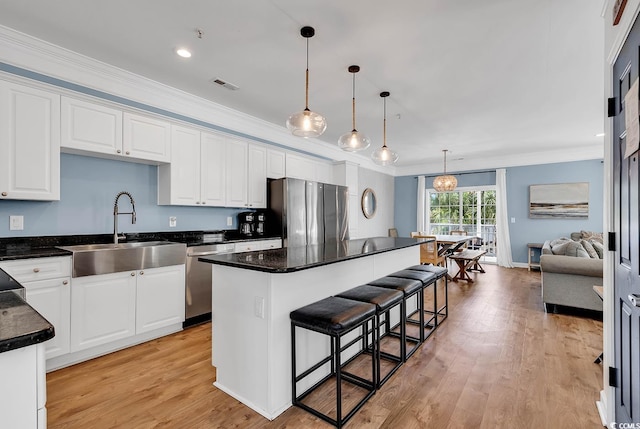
[0,269,54,354]
[199,237,429,273]
[0,231,282,260]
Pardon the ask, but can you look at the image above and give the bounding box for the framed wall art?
[529,182,589,219]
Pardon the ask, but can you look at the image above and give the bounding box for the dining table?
[432,235,477,279]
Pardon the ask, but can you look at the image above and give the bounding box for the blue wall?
[0,154,245,237]
[394,159,604,264]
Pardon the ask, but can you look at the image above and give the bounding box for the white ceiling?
[0,0,605,175]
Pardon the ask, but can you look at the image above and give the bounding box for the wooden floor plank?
[46,265,603,428]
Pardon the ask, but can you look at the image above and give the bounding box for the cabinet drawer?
[234,242,259,253]
[260,239,282,250]
[0,256,71,283]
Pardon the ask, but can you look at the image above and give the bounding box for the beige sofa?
[540,232,603,312]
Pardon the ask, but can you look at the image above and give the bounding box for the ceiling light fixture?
[433,149,457,192]
[286,26,327,138]
[371,91,399,166]
[176,48,192,58]
[338,65,370,152]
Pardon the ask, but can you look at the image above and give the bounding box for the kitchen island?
[199,237,423,420]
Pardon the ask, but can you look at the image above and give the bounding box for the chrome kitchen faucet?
[113,191,136,244]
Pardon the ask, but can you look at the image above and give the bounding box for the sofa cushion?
[580,239,599,259]
[540,254,603,277]
[551,240,590,258]
[550,237,571,247]
[581,230,604,244]
[591,240,604,259]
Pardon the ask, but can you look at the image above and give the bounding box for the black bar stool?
[290,296,376,428]
[365,276,423,360]
[407,264,449,325]
[386,269,437,342]
[336,285,404,388]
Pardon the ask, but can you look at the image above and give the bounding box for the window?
[426,186,497,257]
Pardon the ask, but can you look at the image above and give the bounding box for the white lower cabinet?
[233,239,282,253]
[136,265,185,334]
[70,265,185,352]
[71,271,137,352]
[0,256,71,360]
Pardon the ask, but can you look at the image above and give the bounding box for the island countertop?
[199,236,429,273]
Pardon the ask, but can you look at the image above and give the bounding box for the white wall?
[356,167,395,238]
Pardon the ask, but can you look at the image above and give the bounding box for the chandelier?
[433,150,457,192]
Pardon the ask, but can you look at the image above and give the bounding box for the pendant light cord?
[351,73,356,131]
[382,96,388,148]
[443,150,448,174]
[304,38,310,110]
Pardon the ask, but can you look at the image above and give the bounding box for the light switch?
[9,215,24,231]
[510,217,516,223]
[227,216,233,227]
[169,216,177,227]
[254,296,265,319]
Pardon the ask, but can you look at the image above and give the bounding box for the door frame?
[605,1,640,425]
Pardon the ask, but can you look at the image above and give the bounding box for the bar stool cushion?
[367,277,423,296]
[407,264,447,279]
[290,296,376,336]
[336,285,403,312]
[387,269,436,285]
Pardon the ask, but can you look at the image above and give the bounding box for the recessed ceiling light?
[595,133,605,137]
[176,48,192,58]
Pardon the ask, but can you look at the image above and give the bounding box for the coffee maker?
[238,212,255,236]
[255,211,266,236]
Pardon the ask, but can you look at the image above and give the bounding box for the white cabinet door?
[315,161,334,184]
[166,125,201,205]
[70,271,136,352]
[247,144,267,208]
[61,96,122,156]
[136,265,185,334]
[201,132,226,206]
[0,81,60,201]
[123,112,170,163]
[0,345,38,428]
[225,139,248,207]
[285,153,315,181]
[24,277,71,359]
[266,148,286,179]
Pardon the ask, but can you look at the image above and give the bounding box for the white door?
[61,96,123,156]
[225,139,248,207]
[247,144,267,208]
[169,125,201,205]
[201,132,226,206]
[123,112,170,163]
[0,81,60,200]
[136,265,185,334]
[70,271,136,352]
[24,277,71,359]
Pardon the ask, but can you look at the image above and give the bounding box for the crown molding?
[0,24,395,174]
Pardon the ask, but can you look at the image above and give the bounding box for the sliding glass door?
[426,186,497,257]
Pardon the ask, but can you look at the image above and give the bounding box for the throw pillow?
[591,240,604,259]
[581,239,598,258]
[550,237,571,247]
[566,241,590,258]
[581,230,604,244]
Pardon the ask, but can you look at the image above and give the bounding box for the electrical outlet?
[254,296,265,319]
[169,216,177,227]
[226,216,233,226]
[9,215,24,231]
[510,217,516,223]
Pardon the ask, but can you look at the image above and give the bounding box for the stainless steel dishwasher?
[185,242,235,327]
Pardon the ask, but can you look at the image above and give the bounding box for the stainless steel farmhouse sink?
[58,241,187,278]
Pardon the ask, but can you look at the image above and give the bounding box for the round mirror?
[361,188,377,219]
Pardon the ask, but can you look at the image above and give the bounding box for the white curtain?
[495,169,514,267]
[417,176,426,233]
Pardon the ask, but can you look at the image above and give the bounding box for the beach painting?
[529,182,589,219]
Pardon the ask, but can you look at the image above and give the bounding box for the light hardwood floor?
[47,265,603,428]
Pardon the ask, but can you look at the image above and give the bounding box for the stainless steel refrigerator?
[268,178,349,247]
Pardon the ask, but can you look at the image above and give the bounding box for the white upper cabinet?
[123,112,171,163]
[225,139,249,208]
[247,144,267,208]
[200,132,226,206]
[61,97,170,164]
[266,148,286,179]
[286,153,334,184]
[61,96,122,156]
[158,128,227,207]
[0,81,60,201]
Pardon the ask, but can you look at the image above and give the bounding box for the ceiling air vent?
[210,78,239,91]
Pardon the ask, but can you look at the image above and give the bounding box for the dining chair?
[413,235,445,266]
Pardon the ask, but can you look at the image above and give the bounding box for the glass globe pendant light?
[286,26,327,138]
[371,91,399,166]
[433,149,458,192]
[338,65,370,152]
